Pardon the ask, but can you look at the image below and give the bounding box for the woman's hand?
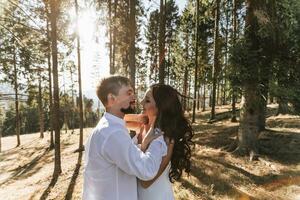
[141,127,164,152]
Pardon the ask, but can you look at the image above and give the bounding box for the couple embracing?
[83,76,194,200]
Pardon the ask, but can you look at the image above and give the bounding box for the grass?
[0,105,300,200]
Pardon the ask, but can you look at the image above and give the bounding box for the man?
[83,76,167,200]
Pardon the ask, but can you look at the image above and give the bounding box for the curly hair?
[150,84,194,182]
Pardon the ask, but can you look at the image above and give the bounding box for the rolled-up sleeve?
[102,130,167,181]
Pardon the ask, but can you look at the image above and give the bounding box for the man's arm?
[126,121,142,132]
[102,130,167,181]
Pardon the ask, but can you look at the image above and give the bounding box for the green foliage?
[229,0,300,115]
[270,0,300,113]
[145,9,160,83]
[1,93,99,136]
[144,0,180,85]
[2,106,16,136]
[2,104,39,136]
[229,38,261,85]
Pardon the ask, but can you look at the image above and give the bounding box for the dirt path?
[0,108,299,200]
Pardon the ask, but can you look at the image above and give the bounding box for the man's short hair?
[96,76,131,106]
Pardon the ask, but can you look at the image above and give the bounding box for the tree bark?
[192,0,199,123]
[108,0,114,74]
[277,62,289,114]
[217,81,220,106]
[75,0,84,152]
[183,28,189,111]
[231,0,238,122]
[210,0,220,121]
[236,0,263,157]
[38,71,44,138]
[237,84,260,156]
[129,0,136,90]
[46,9,54,148]
[112,0,118,74]
[13,45,21,147]
[158,0,166,84]
[202,82,206,111]
[277,98,289,115]
[0,123,2,152]
[223,0,230,106]
[197,84,200,110]
[50,0,61,175]
[183,65,188,111]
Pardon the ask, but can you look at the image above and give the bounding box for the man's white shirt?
[83,112,167,200]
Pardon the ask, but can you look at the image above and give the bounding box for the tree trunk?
[223,1,229,106]
[50,0,61,175]
[202,82,206,111]
[192,0,199,123]
[231,87,237,122]
[38,71,44,138]
[231,0,238,122]
[277,98,289,114]
[167,42,171,84]
[217,81,220,106]
[210,0,220,121]
[257,78,268,131]
[129,0,136,90]
[46,11,54,148]
[183,66,188,111]
[75,0,84,152]
[108,0,114,74]
[0,125,2,152]
[13,46,21,147]
[158,0,166,84]
[112,0,118,74]
[236,0,262,157]
[277,62,289,114]
[183,28,189,111]
[188,74,192,111]
[69,67,75,133]
[269,95,274,104]
[237,85,260,156]
[197,84,200,110]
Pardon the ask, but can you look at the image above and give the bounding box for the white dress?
[137,163,175,200]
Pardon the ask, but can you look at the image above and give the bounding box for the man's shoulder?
[93,118,126,137]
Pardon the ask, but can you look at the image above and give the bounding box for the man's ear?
[107,93,116,105]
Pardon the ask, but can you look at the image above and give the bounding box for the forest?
[0,0,300,199]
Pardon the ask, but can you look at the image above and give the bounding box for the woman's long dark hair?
[151,84,194,182]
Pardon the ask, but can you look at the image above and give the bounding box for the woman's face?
[141,88,158,117]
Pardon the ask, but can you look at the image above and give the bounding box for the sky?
[0,0,187,110]
[78,0,187,103]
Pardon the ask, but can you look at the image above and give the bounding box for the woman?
[137,84,194,200]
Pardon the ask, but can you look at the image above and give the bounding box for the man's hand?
[124,114,149,124]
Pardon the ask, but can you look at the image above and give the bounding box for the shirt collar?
[104,112,126,127]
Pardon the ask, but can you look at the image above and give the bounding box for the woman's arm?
[140,140,174,188]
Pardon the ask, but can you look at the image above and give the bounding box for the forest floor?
[0,104,300,200]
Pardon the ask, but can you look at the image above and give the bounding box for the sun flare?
[68,6,109,94]
[77,10,95,43]
[68,7,96,43]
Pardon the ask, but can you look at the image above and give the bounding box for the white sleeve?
[102,130,167,181]
[132,133,138,145]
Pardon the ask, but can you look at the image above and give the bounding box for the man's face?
[110,85,136,114]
